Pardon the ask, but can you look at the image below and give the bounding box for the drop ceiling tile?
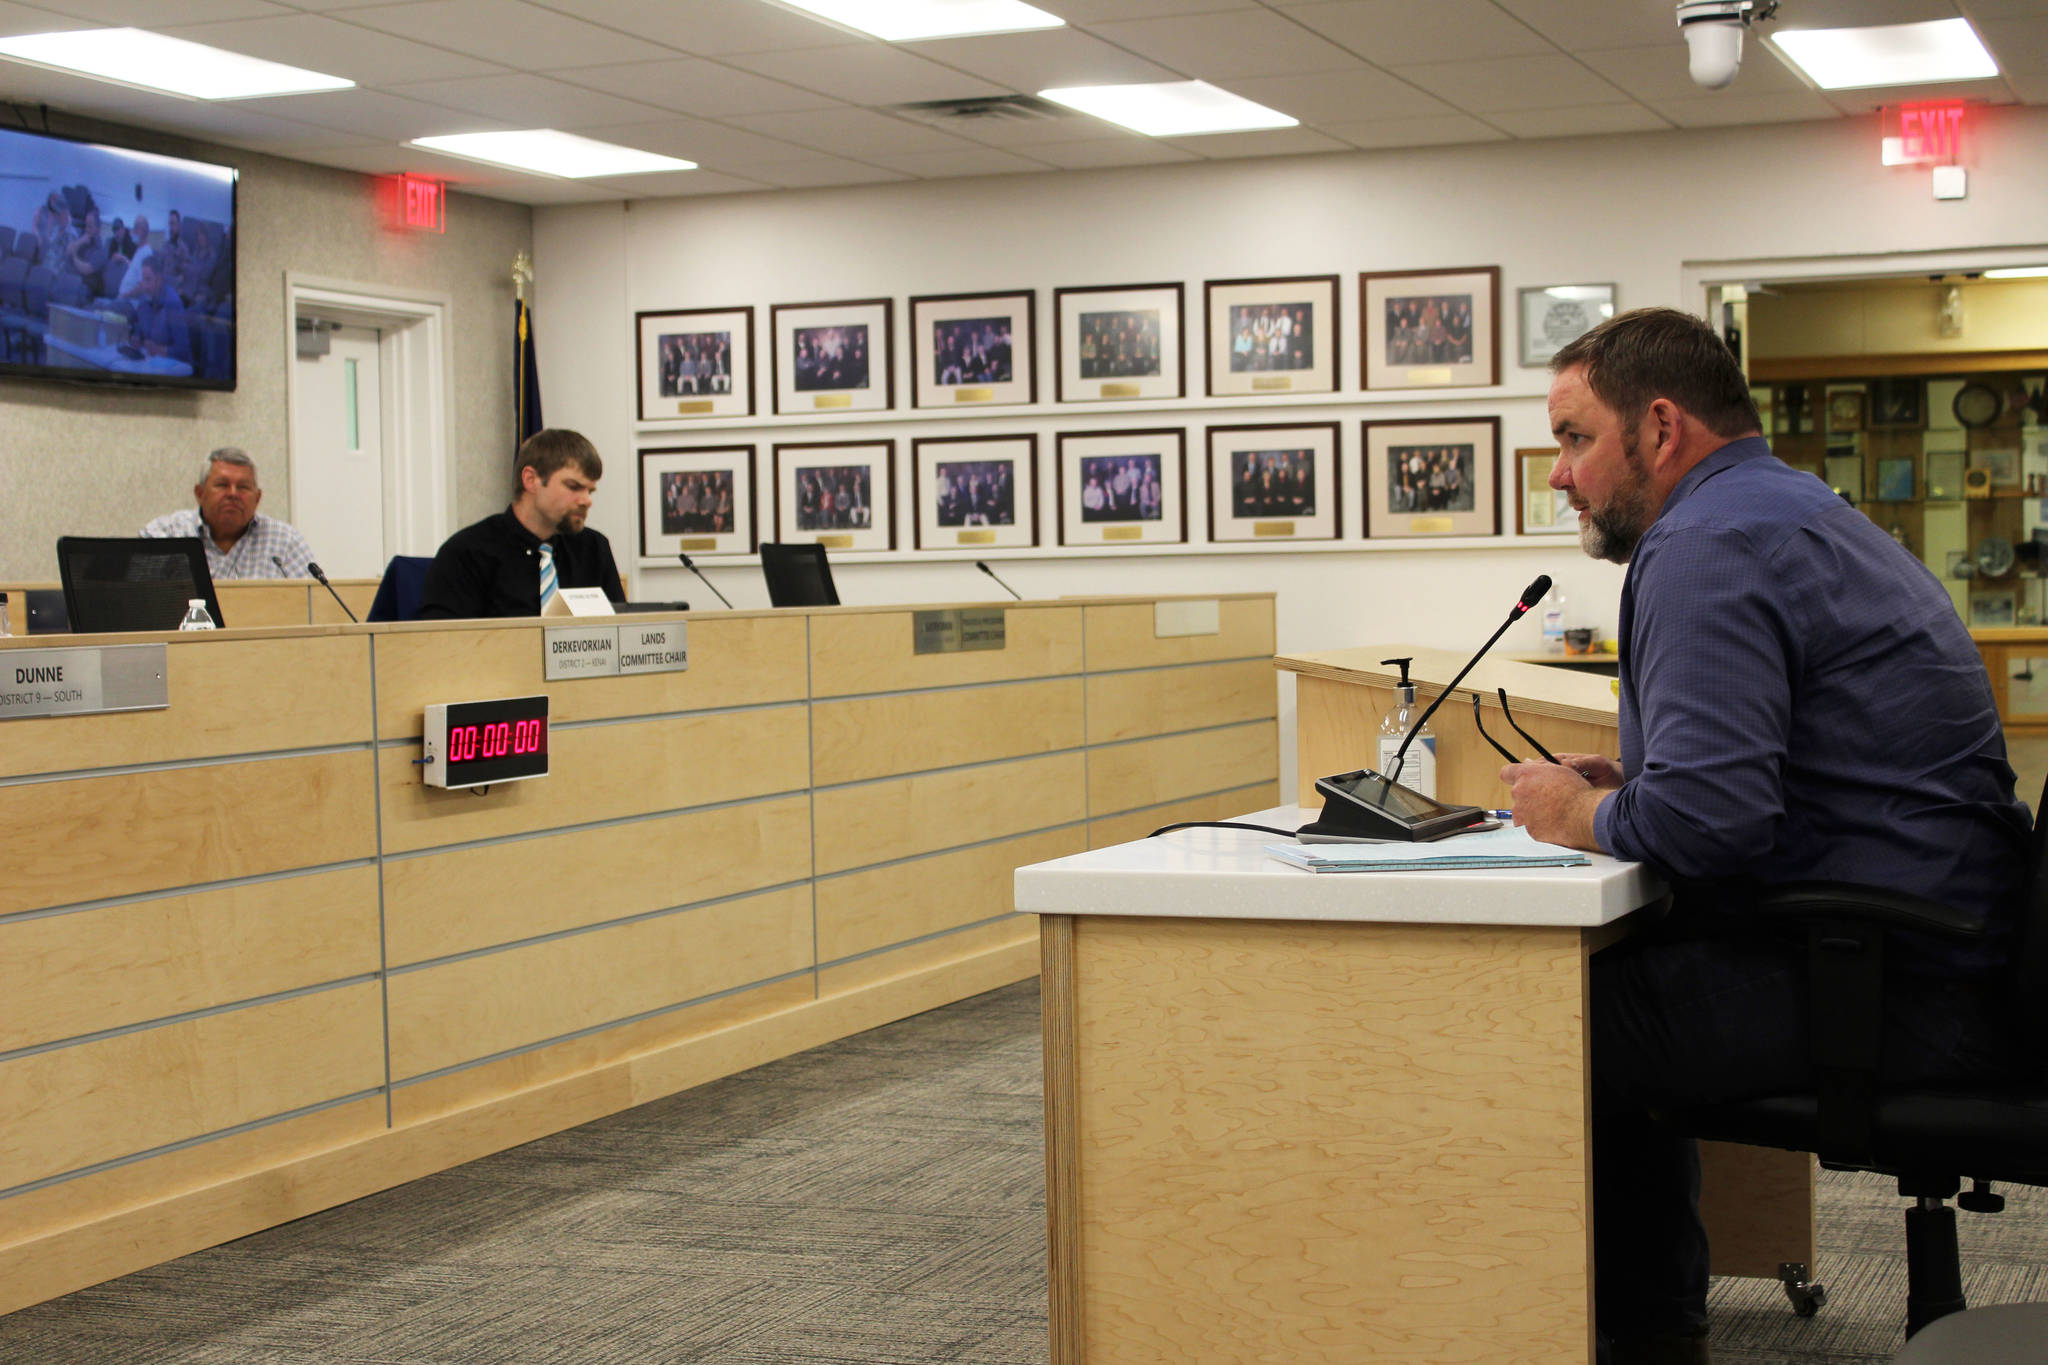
[2005,68,2048,100]
[897,27,1177,90]
[1283,0,1559,65]
[583,167,770,196]
[1497,102,1670,137]
[1162,125,1353,157]
[727,106,981,157]
[746,157,912,188]
[1491,0,1680,51]
[575,117,821,167]
[520,0,863,56]
[1965,0,2048,17]
[0,2,87,36]
[1084,10,1367,79]
[1392,52,1628,112]
[1218,66,1455,123]
[165,13,506,85]
[999,135,1201,168]
[1320,111,1508,147]
[385,73,669,126]
[550,58,839,117]
[935,108,1146,147]
[866,145,1055,177]
[237,86,510,140]
[1819,76,2012,115]
[1768,0,1963,27]
[1051,0,1259,20]
[79,98,330,147]
[1646,89,1849,127]
[304,140,533,183]
[474,179,630,203]
[1577,40,1809,102]
[722,42,1008,105]
[28,0,287,21]
[342,0,662,70]
[1976,16,2048,72]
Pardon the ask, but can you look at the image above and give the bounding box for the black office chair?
[57,535,224,632]
[758,541,839,608]
[1667,777,2048,1340]
[365,554,434,623]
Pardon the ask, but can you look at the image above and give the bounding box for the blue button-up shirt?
[1593,436,2030,972]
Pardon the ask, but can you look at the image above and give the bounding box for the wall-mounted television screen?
[0,124,237,391]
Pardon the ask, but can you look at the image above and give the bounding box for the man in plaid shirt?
[142,448,316,580]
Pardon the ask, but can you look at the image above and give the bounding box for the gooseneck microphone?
[976,560,1023,601]
[678,553,734,610]
[281,555,360,623]
[1383,574,1553,789]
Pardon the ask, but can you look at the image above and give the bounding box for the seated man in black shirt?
[419,428,624,619]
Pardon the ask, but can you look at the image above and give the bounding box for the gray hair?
[202,448,257,485]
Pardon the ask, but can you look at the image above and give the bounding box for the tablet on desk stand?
[1299,767,1491,843]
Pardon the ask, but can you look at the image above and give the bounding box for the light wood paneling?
[376,705,809,854]
[1086,781,1282,849]
[1086,658,1275,745]
[0,983,384,1192]
[1083,597,1274,673]
[0,866,380,1053]
[383,796,810,966]
[372,613,809,738]
[808,606,1082,697]
[311,580,378,625]
[1070,915,1592,1364]
[1,634,371,778]
[817,825,1086,964]
[1699,1145,1817,1279]
[386,885,814,1080]
[812,677,1083,786]
[816,916,1037,998]
[1087,720,1277,818]
[0,751,377,917]
[214,582,311,629]
[812,751,1087,875]
[1040,915,1081,1365]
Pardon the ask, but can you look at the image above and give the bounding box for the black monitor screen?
[1322,768,1461,823]
[0,124,237,391]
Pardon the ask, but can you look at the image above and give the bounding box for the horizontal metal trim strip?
[378,787,812,862]
[0,974,381,1066]
[0,741,373,789]
[813,818,1087,883]
[0,858,379,928]
[371,696,808,748]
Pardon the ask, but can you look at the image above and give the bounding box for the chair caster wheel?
[1778,1262,1827,1317]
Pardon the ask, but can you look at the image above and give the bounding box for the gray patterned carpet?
[2,979,2042,1364]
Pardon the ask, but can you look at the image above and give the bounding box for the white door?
[291,321,387,578]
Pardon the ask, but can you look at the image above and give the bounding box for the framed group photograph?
[1054,283,1184,403]
[773,440,896,552]
[912,434,1038,550]
[639,445,756,560]
[1972,589,2018,628]
[910,290,1035,409]
[1362,417,1500,539]
[1513,446,1577,536]
[636,306,753,421]
[1361,266,1500,390]
[1056,428,1185,547]
[1206,423,1340,543]
[771,298,892,415]
[1975,446,2022,490]
[1203,275,1339,398]
[1518,283,1615,367]
[1868,377,1926,429]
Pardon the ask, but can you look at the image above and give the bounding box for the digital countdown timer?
[422,695,550,790]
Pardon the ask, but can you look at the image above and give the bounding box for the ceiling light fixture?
[773,0,1063,42]
[408,131,696,179]
[1768,17,1998,91]
[1037,81,1296,137]
[0,27,353,100]
[1983,266,2048,280]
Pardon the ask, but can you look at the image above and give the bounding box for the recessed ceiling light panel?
[774,0,1063,41]
[409,131,697,179]
[1038,81,1297,137]
[1768,18,1998,91]
[0,28,353,100]
[1983,266,2048,280]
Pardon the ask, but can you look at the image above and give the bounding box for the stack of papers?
[1265,825,1592,873]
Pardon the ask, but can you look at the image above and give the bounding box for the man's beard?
[1577,427,1653,565]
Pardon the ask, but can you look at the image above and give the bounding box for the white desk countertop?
[1016,805,1667,928]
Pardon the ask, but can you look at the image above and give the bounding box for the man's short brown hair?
[1551,307,1761,440]
[515,428,602,492]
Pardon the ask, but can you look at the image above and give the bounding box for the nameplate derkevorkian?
[543,624,690,680]
[912,608,1007,655]
[0,644,168,720]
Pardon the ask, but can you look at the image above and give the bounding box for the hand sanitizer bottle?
[1375,656,1436,799]
[178,599,217,631]
[1541,587,1566,655]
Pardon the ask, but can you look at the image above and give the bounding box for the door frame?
[284,274,455,561]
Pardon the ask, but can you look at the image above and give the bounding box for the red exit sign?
[402,174,445,232]
[1882,102,1966,166]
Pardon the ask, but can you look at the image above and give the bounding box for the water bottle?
[1541,588,1566,655]
[178,598,217,631]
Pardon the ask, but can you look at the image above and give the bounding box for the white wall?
[535,106,2048,795]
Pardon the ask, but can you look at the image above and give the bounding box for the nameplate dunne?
[543,624,689,680]
[0,644,168,720]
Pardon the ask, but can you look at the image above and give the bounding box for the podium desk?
[1021,809,1662,1364]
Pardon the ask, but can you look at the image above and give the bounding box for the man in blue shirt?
[128,255,192,368]
[1502,308,2028,1365]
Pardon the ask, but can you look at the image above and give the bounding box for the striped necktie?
[538,543,557,610]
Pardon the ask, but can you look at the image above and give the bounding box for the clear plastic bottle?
[1541,587,1566,655]
[1374,656,1436,800]
[178,598,217,631]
